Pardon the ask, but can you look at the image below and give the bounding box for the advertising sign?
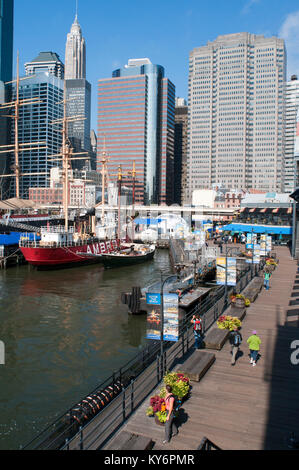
[146,293,161,340]
[247,233,257,245]
[216,257,236,286]
[253,244,260,264]
[163,293,179,342]
[266,236,272,253]
[260,235,267,256]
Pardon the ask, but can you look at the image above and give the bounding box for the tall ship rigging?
[19,82,121,268]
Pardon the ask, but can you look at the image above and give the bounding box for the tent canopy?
[220,223,292,235]
[0,198,39,210]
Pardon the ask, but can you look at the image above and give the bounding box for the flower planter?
[235,298,245,308]
[154,415,165,426]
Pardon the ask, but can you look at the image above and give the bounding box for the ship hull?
[100,249,155,269]
[20,239,120,269]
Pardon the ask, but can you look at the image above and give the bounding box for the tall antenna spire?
[75,0,78,19]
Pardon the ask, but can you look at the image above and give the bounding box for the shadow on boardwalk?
[263,274,299,449]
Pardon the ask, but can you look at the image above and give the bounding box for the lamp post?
[224,245,237,305]
[160,272,178,377]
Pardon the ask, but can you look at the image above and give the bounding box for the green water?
[0,250,171,449]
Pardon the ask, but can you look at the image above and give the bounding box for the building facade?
[0,0,13,83]
[65,15,92,172]
[97,58,175,205]
[65,78,91,155]
[25,51,64,79]
[29,167,99,207]
[11,72,64,198]
[284,75,299,193]
[0,0,14,198]
[186,33,286,203]
[174,98,188,205]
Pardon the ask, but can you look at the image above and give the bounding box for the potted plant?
[217,315,242,331]
[234,294,246,308]
[146,372,190,425]
[155,410,168,426]
[146,395,166,425]
[146,406,154,417]
[161,371,190,401]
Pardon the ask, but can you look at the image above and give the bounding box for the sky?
[13,0,299,138]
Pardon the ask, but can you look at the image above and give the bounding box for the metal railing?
[19,237,99,249]
[22,260,263,450]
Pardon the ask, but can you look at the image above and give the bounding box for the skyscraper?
[65,14,86,80]
[11,72,63,198]
[65,13,91,171]
[174,98,188,205]
[97,58,175,205]
[0,0,14,198]
[284,75,299,193]
[0,0,14,83]
[25,51,64,79]
[65,78,91,167]
[186,33,286,203]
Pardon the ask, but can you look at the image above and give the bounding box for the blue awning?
[134,218,162,225]
[220,223,292,235]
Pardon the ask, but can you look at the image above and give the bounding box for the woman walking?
[247,330,261,367]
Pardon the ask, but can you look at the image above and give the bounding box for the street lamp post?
[160,272,178,378]
[224,245,238,305]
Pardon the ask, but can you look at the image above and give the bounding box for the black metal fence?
[22,260,263,450]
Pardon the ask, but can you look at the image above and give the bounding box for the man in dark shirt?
[229,327,242,366]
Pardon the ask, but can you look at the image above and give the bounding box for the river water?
[0,249,171,450]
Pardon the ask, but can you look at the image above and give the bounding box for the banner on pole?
[163,293,179,342]
[216,257,236,286]
[146,293,161,340]
[260,235,267,256]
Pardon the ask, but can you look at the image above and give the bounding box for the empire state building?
[64,14,94,169]
[65,14,86,79]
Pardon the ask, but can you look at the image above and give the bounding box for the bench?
[175,350,215,382]
[203,327,230,351]
[229,305,246,321]
[105,431,153,450]
[242,276,263,303]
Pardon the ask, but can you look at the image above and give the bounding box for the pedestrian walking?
[264,269,271,290]
[229,327,242,366]
[191,314,203,349]
[247,330,261,367]
[163,385,178,444]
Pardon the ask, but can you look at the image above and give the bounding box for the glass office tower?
[98,58,175,205]
[11,73,64,198]
[0,0,14,198]
[66,78,92,170]
[0,0,13,83]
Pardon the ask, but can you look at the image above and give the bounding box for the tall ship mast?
[19,81,121,269]
[0,52,48,198]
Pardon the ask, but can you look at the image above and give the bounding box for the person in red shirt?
[191,314,203,349]
[163,385,178,444]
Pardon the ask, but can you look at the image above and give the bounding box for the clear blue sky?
[14,0,299,132]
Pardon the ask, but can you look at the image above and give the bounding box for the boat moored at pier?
[19,227,120,268]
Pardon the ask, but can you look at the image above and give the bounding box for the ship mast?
[0,52,47,199]
[132,161,136,239]
[48,81,89,232]
[100,136,109,226]
[117,165,122,240]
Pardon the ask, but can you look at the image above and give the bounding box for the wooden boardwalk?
[103,246,299,450]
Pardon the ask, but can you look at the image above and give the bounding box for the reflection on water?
[0,249,171,449]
